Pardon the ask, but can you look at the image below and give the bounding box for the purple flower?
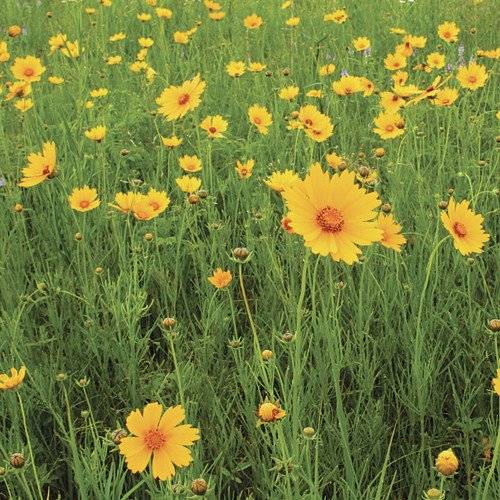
[341,67,349,77]
[0,174,5,188]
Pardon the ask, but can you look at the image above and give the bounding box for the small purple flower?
[0,174,5,188]
[22,26,28,35]
[362,47,372,57]
[325,51,331,60]
[341,67,349,77]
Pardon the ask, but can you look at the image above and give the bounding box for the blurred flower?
[403,35,426,48]
[392,70,408,86]
[18,142,56,187]
[263,169,299,192]
[5,81,31,100]
[306,89,324,98]
[456,62,489,90]
[390,28,406,34]
[376,214,406,251]
[0,41,10,62]
[0,366,26,390]
[248,104,272,134]
[156,8,172,19]
[90,88,108,98]
[179,155,202,172]
[138,37,154,48]
[235,159,254,178]
[174,31,189,43]
[209,11,225,21]
[319,64,335,76]
[438,22,460,43]
[208,268,232,288]
[324,10,348,23]
[137,13,151,22]
[244,14,262,29]
[254,397,286,427]
[61,40,82,58]
[226,61,245,77]
[248,62,266,72]
[14,98,33,111]
[109,33,126,41]
[286,17,300,27]
[384,52,407,70]
[69,186,101,212]
[435,449,459,476]
[279,86,299,101]
[176,175,201,193]
[48,76,64,85]
[281,1,291,8]
[119,403,200,481]
[10,56,46,83]
[326,152,343,169]
[281,215,295,234]
[107,56,122,65]
[8,26,21,37]
[492,365,500,396]
[161,136,183,148]
[282,164,382,264]
[130,61,148,73]
[204,0,221,10]
[441,198,490,255]
[353,37,370,51]
[85,126,106,142]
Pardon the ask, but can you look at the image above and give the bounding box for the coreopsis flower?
[263,170,299,192]
[319,64,335,76]
[61,40,82,58]
[326,152,343,169]
[109,33,126,41]
[392,70,408,86]
[433,87,459,106]
[456,62,489,90]
[0,366,26,390]
[204,0,221,10]
[282,164,382,264]
[226,61,246,77]
[438,22,460,43]
[14,98,33,112]
[427,52,446,69]
[179,155,202,173]
[248,104,272,135]
[332,76,362,96]
[248,62,266,72]
[137,13,151,22]
[244,14,263,29]
[376,214,406,252]
[146,188,170,216]
[278,86,299,101]
[395,42,413,58]
[136,49,147,61]
[390,27,406,34]
[281,216,295,234]
[483,48,500,59]
[393,83,421,98]
[406,75,452,105]
[90,88,108,98]
[373,111,405,139]
[414,62,433,73]
[48,33,67,54]
[353,37,370,51]
[10,56,46,83]
[200,115,228,138]
[441,198,490,255]
[107,56,122,65]
[435,449,459,476]
[358,77,374,96]
[208,269,232,288]
[306,90,324,98]
[161,136,183,148]
[48,76,64,85]
[380,92,405,113]
[85,8,96,14]
[130,61,148,73]
[119,403,200,481]
[130,195,157,221]
[5,81,31,100]
[85,101,93,109]
[235,159,254,178]
[0,41,10,62]
[304,119,334,143]
[174,31,189,43]
[176,175,201,193]
[254,397,286,427]
[156,74,207,121]
[209,11,225,20]
[69,186,101,212]
[138,37,154,48]
[156,8,172,19]
[281,1,291,8]
[9,26,21,38]
[85,126,106,142]
[384,52,407,70]
[403,35,427,48]
[285,17,300,27]
[298,105,325,130]
[18,142,56,187]
[324,10,348,23]
[493,364,500,396]
[108,192,138,214]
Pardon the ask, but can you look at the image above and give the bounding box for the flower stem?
[482,386,500,499]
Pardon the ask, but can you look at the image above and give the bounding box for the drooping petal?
[151,445,176,480]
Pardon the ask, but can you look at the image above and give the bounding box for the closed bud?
[56,373,67,381]
[426,489,442,500]
[0,467,5,476]
[438,201,448,210]
[489,319,500,332]
[358,152,365,159]
[145,233,153,241]
[470,27,476,34]
[95,267,103,275]
[120,149,128,156]
[440,126,445,132]
[230,340,240,348]
[282,332,293,341]
[15,204,23,212]
[291,111,299,119]
[75,232,82,241]
[233,247,249,260]
[81,410,89,418]
[172,483,186,494]
[337,161,347,171]
[8,26,21,37]
[466,257,474,264]
[435,448,458,476]
[10,453,25,468]
[163,318,176,329]
[359,256,366,263]
[261,350,273,360]
[382,203,391,213]
[110,428,128,444]
[190,478,208,496]
[416,131,424,137]
[46,11,52,17]
[198,189,208,199]
[188,194,199,204]
[373,88,380,95]
[478,160,485,166]
[255,212,263,219]
[265,71,272,77]
[447,188,454,195]
[375,148,385,158]
[282,68,290,76]
[358,166,370,177]
[303,427,315,437]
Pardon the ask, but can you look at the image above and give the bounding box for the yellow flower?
[204,0,221,10]
[161,136,183,148]
[5,81,31,100]
[208,268,232,288]
[90,88,108,98]
[282,164,383,264]
[136,49,148,61]
[396,42,413,58]
[108,192,138,214]
[48,76,64,85]
[441,198,490,255]
[85,8,95,14]
[85,126,106,142]
[146,188,170,216]
[130,61,148,73]
[304,119,334,143]
[138,37,154,48]
[281,1,291,9]
[254,397,286,427]
[244,14,263,29]
[156,8,172,19]
[107,56,122,65]
[60,40,82,59]
[319,64,335,76]
[156,74,207,121]
[353,37,370,51]
[10,56,46,83]
[263,170,299,192]
[69,186,101,212]
[376,214,406,252]
[235,159,254,178]
[373,111,405,139]
[0,41,10,62]
[456,62,489,91]
[200,115,228,138]
[403,35,426,48]
[438,22,460,43]
[358,77,374,96]
[0,366,26,390]
[380,92,405,113]
[137,13,151,22]
[279,86,299,101]
[332,76,362,96]
[18,142,56,188]
[435,449,459,476]
[119,403,200,481]
[14,98,33,112]
[326,152,343,169]
[209,11,225,21]
[384,52,407,70]
[226,61,246,77]
[174,31,190,43]
[493,364,500,396]
[248,104,272,135]
[9,26,21,38]
[285,17,300,27]
[306,90,324,98]
[427,52,446,69]
[179,155,202,172]
[392,70,408,86]
[109,33,126,41]
[248,62,266,72]
[390,28,406,34]
[324,10,348,23]
[176,175,201,193]
[434,87,459,107]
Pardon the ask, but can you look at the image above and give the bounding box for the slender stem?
[168,335,185,408]
[482,388,500,499]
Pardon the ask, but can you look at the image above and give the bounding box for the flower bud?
[15,204,23,212]
[144,233,153,241]
[358,166,370,177]
[447,188,454,195]
[0,467,5,476]
[56,373,67,381]
[9,26,21,37]
[358,152,365,159]
[172,483,186,494]
[265,71,272,77]
[261,350,273,360]
[435,448,458,476]
[375,148,385,158]
[188,194,199,204]
[426,489,442,500]
[75,232,82,241]
[438,201,448,210]
[381,203,391,213]
[291,111,299,119]
[163,318,176,329]
[81,410,89,418]
[282,69,290,76]
[95,267,103,275]
[230,340,241,348]
[190,478,208,496]
[466,257,474,264]
[478,160,485,166]
[337,161,347,171]
[10,453,25,468]
[489,319,500,332]
[282,332,293,342]
[110,428,128,444]
[303,427,315,437]
[198,189,208,199]
[233,247,249,260]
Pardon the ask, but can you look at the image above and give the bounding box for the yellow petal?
[151,445,176,480]
[158,405,185,433]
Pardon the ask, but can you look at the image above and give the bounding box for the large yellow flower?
[18,142,56,187]
[10,56,46,83]
[156,74,207,121]
[0,366,26,390]
[282,164,382,264]
[248,104,272,135]
[456,62,489,91]
[69,186,101,212]
[119,402,200,481]
[440,198,490,255]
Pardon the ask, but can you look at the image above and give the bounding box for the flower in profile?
[438,22,460,43]
[174,31,189,43]
[109,32,126,41]
[332,76,362,96]
[5,81,32,101]
[179,155,202,173]
[282,164,382,264]
[226,61,246,77]
[90,88,108,98]
[281,1,291,8]
[435,449,459,476]
[306,90,324,98]
[441,198,490,255]
[137,13,151,21]
[204,0,221,10]
[161,136,183,148]
[353,37,370,51]
[434,87,459,106]
[427,52,445,69]
[324,10,348,23]
[392,70,408,86]
[130,61,148,73]
[285,17,300,27]
[263,170,299,192]
[108,192,138,214]
[107,56,122,65]
[326,152,343,169]
[395,42,413,58]
[208,268,232,288]
[248,62,266,72]
[61,40,82,58]
[156,8,172,18]
[244,14,263,29]
[10,56,46,83]
[384,52,407,70]
[248,104,272,135]
[376,214,407,252]
[0,41,10,62]
[373,111,405,139]
[390,27,406,34]
[48,76,64,85]
[456,62,489,91]
[403,35,426,48]
[358,77,374,96]
[393,83,421,98]
[119,402,200,481]
[69,186,101,212]
[254,397,286,427]
[0,366,26,390]
[319,64,335,76]
[156,74,207,121]
[235,159,254,178]
[200,115,228,138]
[176,175,201,193]
[18,142,56,187]
[279,86,299,101]
[85,126,106,142]
[14,98,34,112]
[209,11,225,21]
[493,363,500,396]
[380,92,405,113]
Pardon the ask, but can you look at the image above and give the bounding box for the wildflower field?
[0,0,499,498]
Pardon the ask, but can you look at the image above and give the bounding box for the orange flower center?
[80,200,90,209]
[42,165,51,175]
[385,124,395,132]
[253,117,262,125]
[393,62,400,68]
[241,168,248,175]
[178,93,190,106]
[316,206,344,233]
[150,201,160,210]
[304,119,313,127]
[145,429,165,449]
[209,127,217,134]
[24,68,35,77]
[469,76,477,83]
[444,32,451,38]
[453,222,467,238]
